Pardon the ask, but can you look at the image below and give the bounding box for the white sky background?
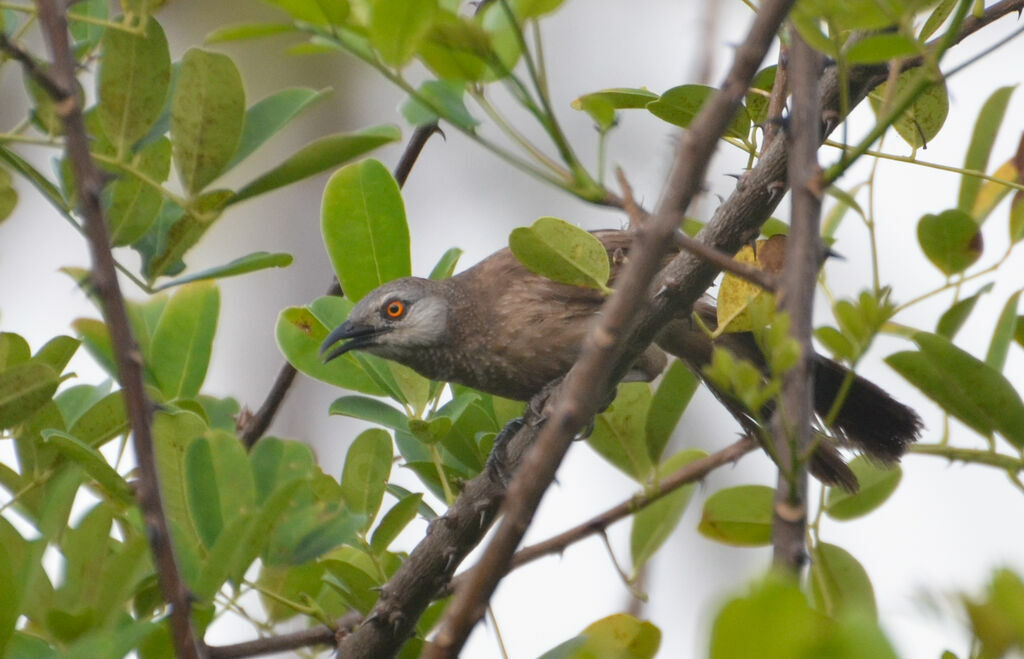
[1,0,1024,657]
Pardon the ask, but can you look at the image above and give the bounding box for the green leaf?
[230,124,401,204]
[429,247,463,280]
[0,332,31,369]
[171,48,245,195]
[68,0,108,50]
[964,568,1024,658]
[745,67,777,126]
[68,391,128,448]
[150,281,220,399]
[644,360,698,462]
[31,335,80,374]
[206,22,297,43]
[261,0,349,24]
[710,574,823,659]
[106,136,171,246]
[919,0,958,40]
[256,562,325,622]
[571,87,659,131]
[401,79,479,131]
[540,613,661,659]
[698,484,773,546]
[509,217,612,293]
[98,16,171,151]
[275,297,387,396]
[266,501,365,566]
[250,436,315,501]
[321,159,411,301]
[985,290,1020,372]
[630,449,706,573]
[1011,193,1024,244]
[825,457,901,520]
[0,166,17,223]
[917,208,982,275]
[42,430,134,505]
[886,331,1024,447]
[647,85,751,140]
[510,0,565,19]
[370,0,438,67]
[959,86,1016,214]
[152,409,209,551]
[185,432,256,549]
[587,383,653,481]
[329,395,409,432]
[370,492,422,554]
[340,428,393,526]
[936,283,993,339]
[72,317,117,378]
[868,69,948,149]
[152,251,292,291]
[0,144,70,215]
[228,87,333,168]
[809,542,877,619]
[846,33,919,63]
[417,12,493,81]
[0,362,59,429]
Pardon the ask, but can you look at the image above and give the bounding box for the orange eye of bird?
[385,300,405,318]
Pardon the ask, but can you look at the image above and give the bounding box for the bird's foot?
[485,416,525,487]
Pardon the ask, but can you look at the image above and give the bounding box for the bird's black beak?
[320,321,386,362]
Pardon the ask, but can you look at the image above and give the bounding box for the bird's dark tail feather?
[812,355,922,463]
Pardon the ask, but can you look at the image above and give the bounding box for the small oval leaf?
[698,484,774,546]
[508,217,611,292]
[825,457,901,520]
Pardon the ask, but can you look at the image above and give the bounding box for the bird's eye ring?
[384,300,405,318]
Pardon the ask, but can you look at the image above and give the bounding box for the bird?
[321,229,921,489]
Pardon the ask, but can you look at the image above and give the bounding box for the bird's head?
[320,277,450,363]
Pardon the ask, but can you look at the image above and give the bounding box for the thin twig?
[29,2,202,656]
[425,1,798,655]
[506,436,757,568]
[207,613,360,658]
[769,27,822,572]
[239,123,441,448]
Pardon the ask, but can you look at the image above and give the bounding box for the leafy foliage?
[0,0,1023,656]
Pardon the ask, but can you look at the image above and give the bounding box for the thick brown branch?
[30,1,202,656]
[239,123,440,448]
[426,0,798,655]
[769,28,822,572]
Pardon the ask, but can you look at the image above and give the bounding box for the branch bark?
[769,27,823,572]
[28,2,202,656]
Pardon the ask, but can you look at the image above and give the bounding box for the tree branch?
[426,1,798,655]
[28,1,202,656]
[239,123,441,448]
[769,27,823,572]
